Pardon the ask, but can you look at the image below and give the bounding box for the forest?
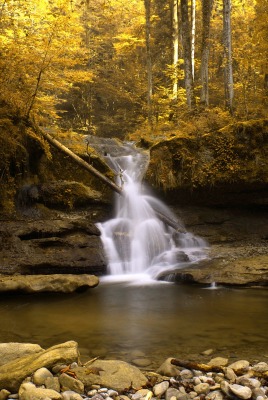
[0,0,267,212]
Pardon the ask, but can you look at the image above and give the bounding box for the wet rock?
[132,358,152,368]
[156,358,180,377]
[0,343,43,367]
[208,357,229,367]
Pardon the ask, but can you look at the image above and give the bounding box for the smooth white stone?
[229,384,252,399]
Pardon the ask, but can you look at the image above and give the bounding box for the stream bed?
[1,280,267,368]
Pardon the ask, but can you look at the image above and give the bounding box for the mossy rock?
[146,118,268,192]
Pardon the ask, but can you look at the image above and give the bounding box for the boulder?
[0,343,43,367]
[74,359,148,392]
[0,341,80,392]
[0,274,99,293]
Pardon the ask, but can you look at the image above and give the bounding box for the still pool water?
[0,280,267,368]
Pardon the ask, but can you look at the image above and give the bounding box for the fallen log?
[30,121,123,195]
[171,358,224,373]
[30,121,184,232]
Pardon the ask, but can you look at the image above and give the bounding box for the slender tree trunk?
[200,0,214,106]
[172,0,179,99]
[180,0,195,109]
[223,0,234,113]
[191,0,196,81]
[144,0,153,127]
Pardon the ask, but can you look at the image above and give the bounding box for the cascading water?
[97,144,208,282]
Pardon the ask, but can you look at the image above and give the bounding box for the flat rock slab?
[0,274,99,293]
[74,359,148,392]
[161,254,268,286]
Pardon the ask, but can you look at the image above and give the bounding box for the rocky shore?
[0,341,267,400]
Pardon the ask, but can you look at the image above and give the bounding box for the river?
[1,281,267,368]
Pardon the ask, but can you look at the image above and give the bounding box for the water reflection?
[0,283,267,366]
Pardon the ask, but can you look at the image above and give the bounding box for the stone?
[62,391,84,400]
[236,377,261,389]
[228,360,250,371]
[74,360,147,392]
[107,390,118,397]
[224,368,236,382]
[45,376,61,392]
[165,388,181,400]
[206,390,224,400]
[153,381,169,397]
[0,274,99,294]
[252,388,267,400]
[180,370,193,379]
[59,373,84,394]
[252,362,268,372]
[208,357,229,367]
[201,349,214,356]
[0,341,80,392]
[0,389,11,400]
[220,381,231,397]
[0,343,43,367]
[33,367,53,386]
[18,382,62,400]
[131,358,152,368]
[229,384,252,399]
[193,383,210,395]
[156,358,180,377]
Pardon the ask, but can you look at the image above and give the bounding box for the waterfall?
[97,144,208,282]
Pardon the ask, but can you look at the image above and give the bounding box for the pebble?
[228,360,250,371]
[229,384,252,399]
[2,350,268,400]
[193,383,210,394]
[153,381,169,397]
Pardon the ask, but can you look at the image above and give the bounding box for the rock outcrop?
[0,216,107,278]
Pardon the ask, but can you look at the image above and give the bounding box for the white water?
[98,149,208,283]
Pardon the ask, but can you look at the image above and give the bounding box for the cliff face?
[146,119,268,207]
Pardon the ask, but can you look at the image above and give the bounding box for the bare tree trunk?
[172,0,179,99]
[180,0,195,109]
[200,0,214,106]
[223,0,234,113]
[191,0,196,81]
[144,0,153,127]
